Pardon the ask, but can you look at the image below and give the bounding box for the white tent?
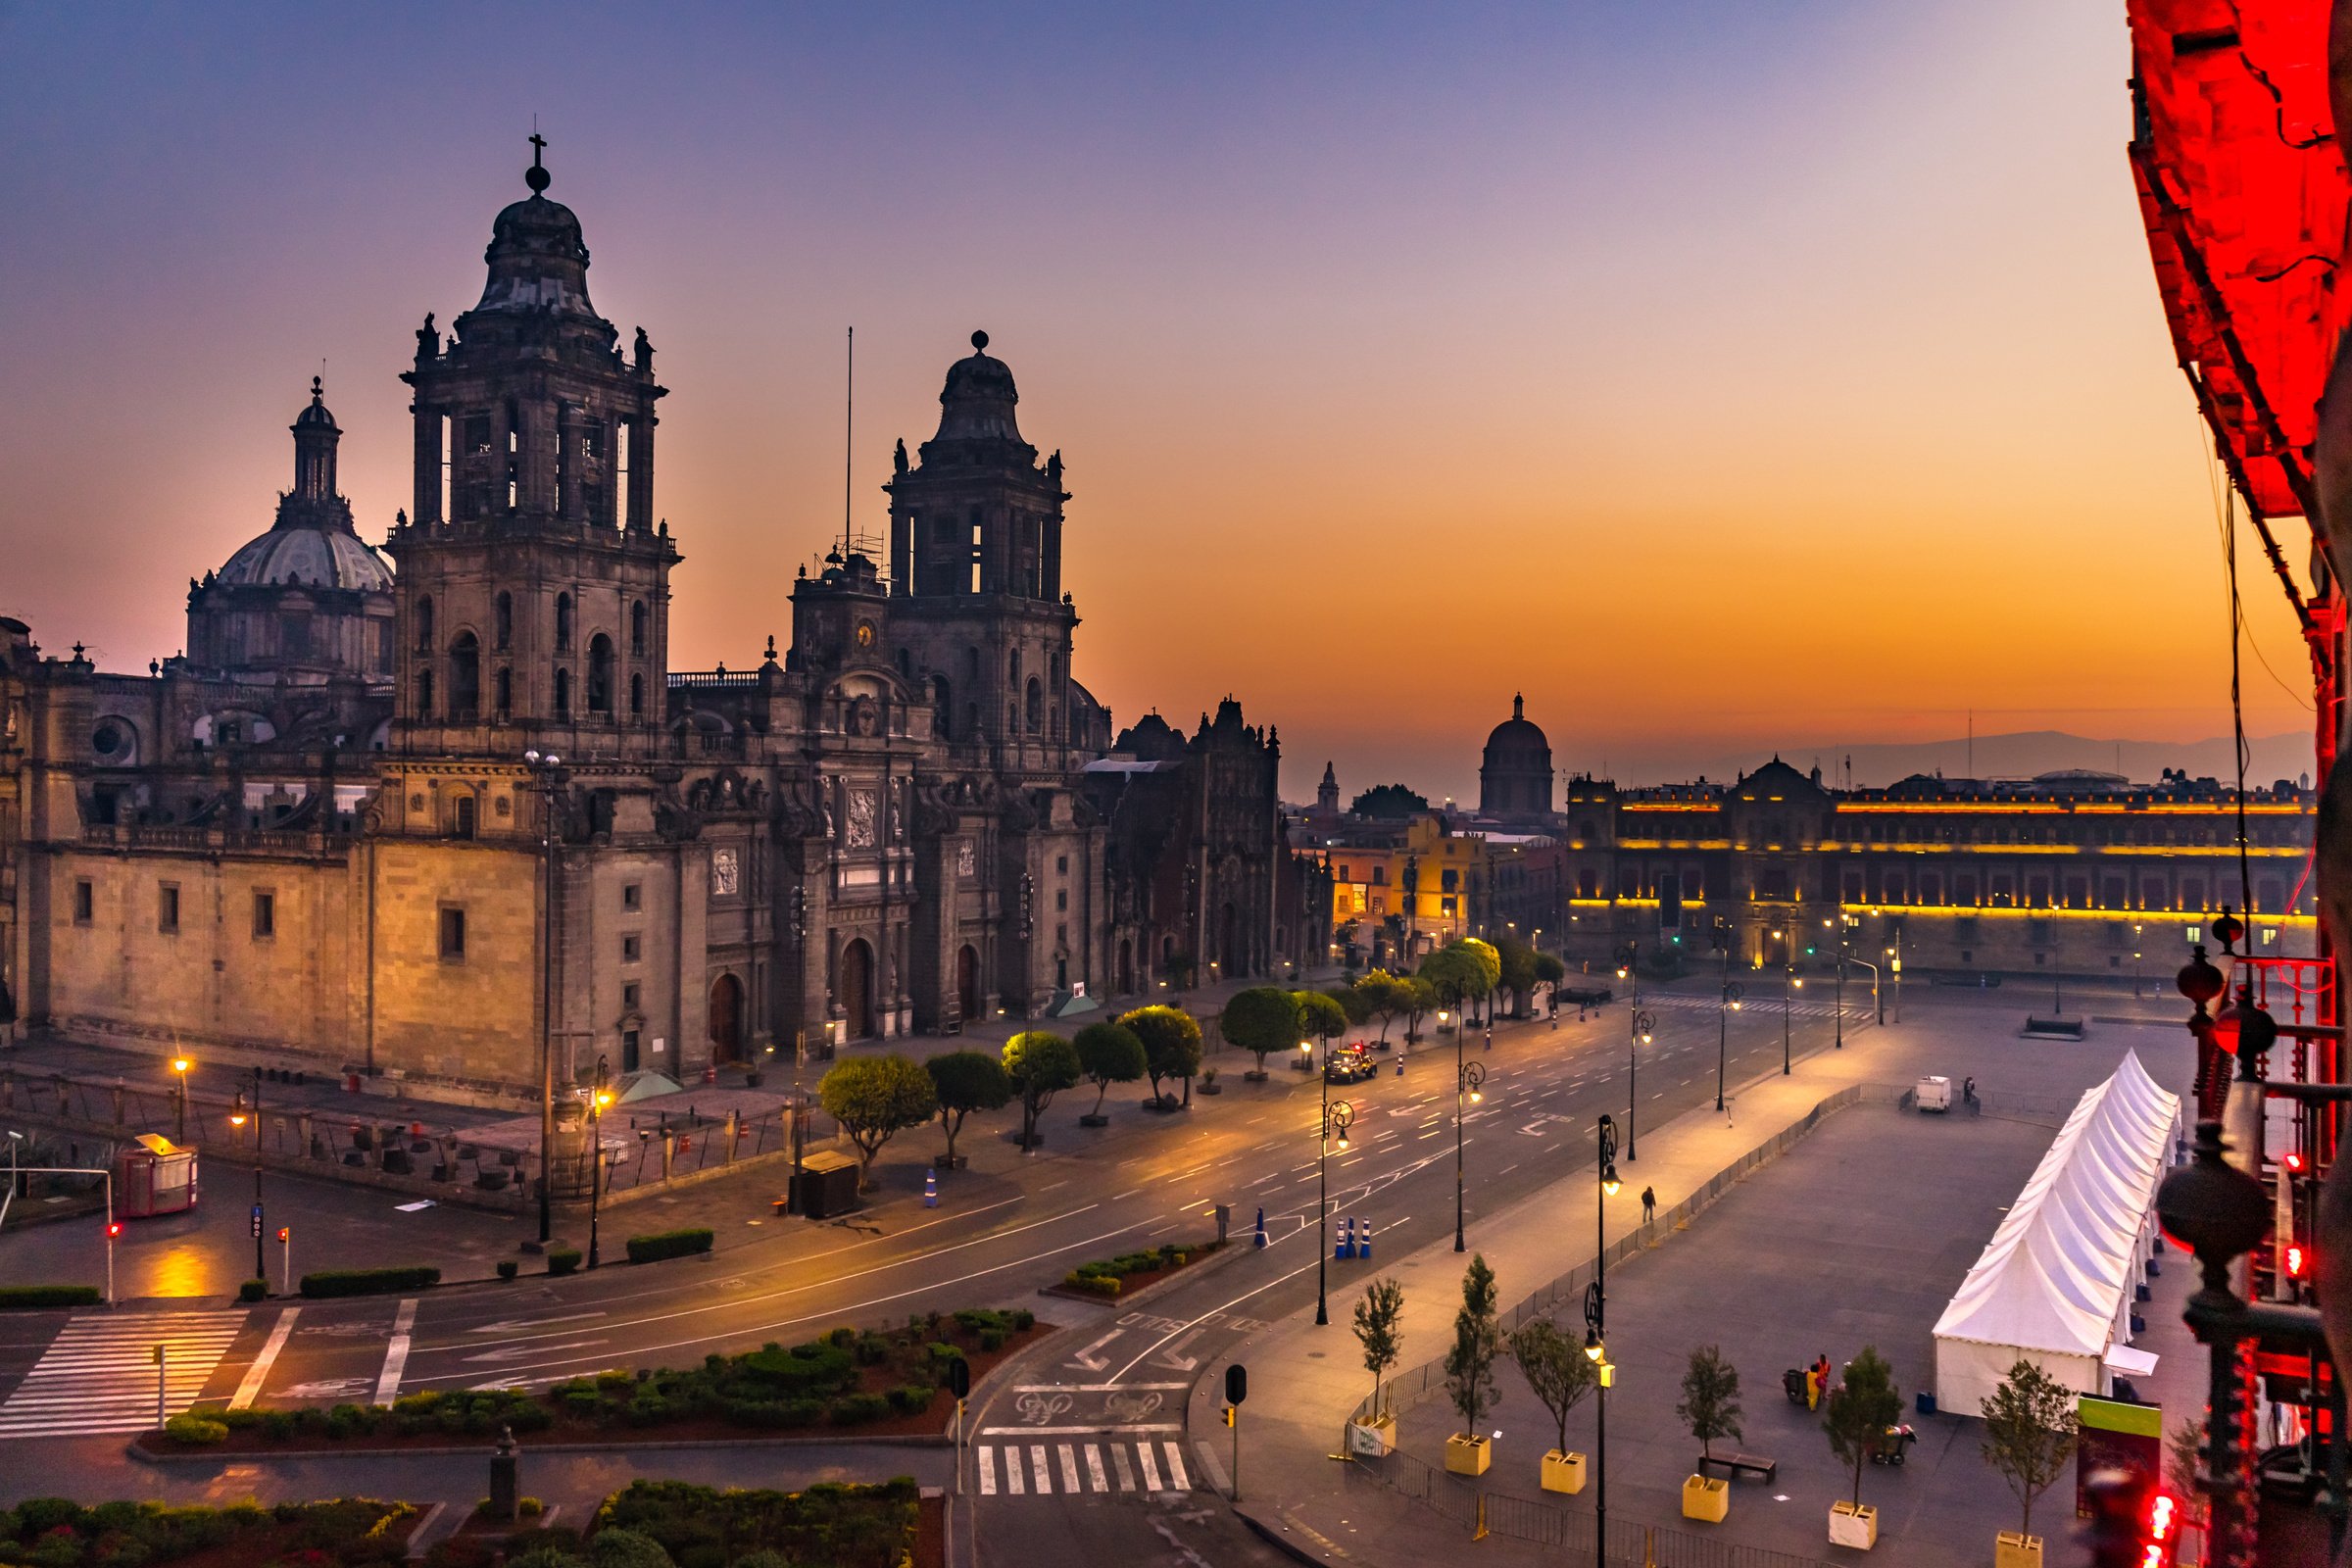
[1932,1050,2182,1416]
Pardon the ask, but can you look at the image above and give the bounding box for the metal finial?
[310,375,323,405]
[525,130,550,194]
[970,329,989,353]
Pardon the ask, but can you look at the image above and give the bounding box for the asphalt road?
[0,980,1864,1567]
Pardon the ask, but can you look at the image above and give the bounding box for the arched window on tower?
[1025,676,1042,734]
[1008,648,1020,681]
[629,671,645,719]
[495,666,513,717]
[555,594,573,652]
[449,632,480,721]
[931,676,952,739]
[630,600,648,656]
[587,635,614,716]
[495,592,514,651]
[416,596,434,653]
[554,666,571,717]
[416,666,435,718]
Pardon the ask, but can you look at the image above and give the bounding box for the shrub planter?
[1347,1414,1396,1456]
[1541,1449,1587,1494]
[1444,1433,1491,1477]
[1198,1077,1222,1096]
[1243,1070,1269,1083]
[1829,1500,1878,1549]
[1994,1531,2042,1568]
[1682,1475,1730,1523]
[624,1227,714,1264]
[0,1285,104,1310]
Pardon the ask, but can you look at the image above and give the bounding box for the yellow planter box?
[1994,1532,2042,1568]
[1682,1474,1729,1523]
[1541,1449,1586,1494]
[1829,1499,1878,1549]
[1444,1433,1491,1476]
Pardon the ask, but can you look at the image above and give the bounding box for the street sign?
[250,1203,264,1239]
[1225,1363,1247,1405]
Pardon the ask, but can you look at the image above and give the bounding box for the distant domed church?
[1479,694,1553,818]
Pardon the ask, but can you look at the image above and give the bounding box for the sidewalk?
[1204,993,2196,1566]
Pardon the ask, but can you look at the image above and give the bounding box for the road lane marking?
[1085,1444,1108,1491]
[1059,1443,1082,1492]
[374,1299,418,1405]
[229,1307,301,1409]
[1111,1445,1137,1490]
[1006,1446,1025,1494]
[1138,1441,1164,1491]
[978,1446,998,1494]
[1162,1441,1191,1491]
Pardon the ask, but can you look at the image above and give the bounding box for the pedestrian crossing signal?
[1222,1405,1235,1428]
[106,1222,122,1239]
[276,1227,290,1244]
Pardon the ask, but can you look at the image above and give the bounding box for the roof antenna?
[843,325,855,559]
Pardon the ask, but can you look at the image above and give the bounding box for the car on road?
[1324,1046,1377,1083]
[1557,984,1614,1007]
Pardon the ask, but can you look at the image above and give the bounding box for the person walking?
[1641,1185,1656,1225]
[1810,1352,1832,1410]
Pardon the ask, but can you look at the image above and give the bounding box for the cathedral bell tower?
[883,331,1078,777]
[388,137,677,757]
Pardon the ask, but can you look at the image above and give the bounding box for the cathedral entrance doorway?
[1216,901,1239,977]
[956,944,980,1023]
[841,938,876,1041]
[708,973,744,1065]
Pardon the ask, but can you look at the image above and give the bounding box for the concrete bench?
[1697,1452,1777,1483]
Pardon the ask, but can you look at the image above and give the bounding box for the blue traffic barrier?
[924,1168,938,1208]
[1253,1206,1267,1249]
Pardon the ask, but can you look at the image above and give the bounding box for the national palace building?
[1305,700,2319,986]
[0,146,1326,1102]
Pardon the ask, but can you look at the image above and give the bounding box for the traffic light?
[2140,1490,2179,1567]
[106,1221,122,1240]
[2285,1243,2307,1279]
[1221,1405,1235,1428]
[276,1227,290,1245]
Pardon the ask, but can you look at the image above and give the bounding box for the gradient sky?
[0,2,2315,801]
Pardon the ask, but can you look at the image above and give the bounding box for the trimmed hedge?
[299,1265,441,1298]
[0,1285,103,1311]
[239,1278,268,1302]
[547,1248,582,1276]
[1065,1240,1214,1295]
[624,1226,714,1264]
[163,1413,227,1445]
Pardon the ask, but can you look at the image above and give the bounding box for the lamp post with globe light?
[1302,1036,1355,1326]
[1588,1115,1621,1565]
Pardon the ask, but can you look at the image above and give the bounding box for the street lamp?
[1590,1113,1621,1567]
[1453,1011,1486,1253]
[1772,930,1791,1076]
[1886,930,1903,1024]
[587,1055,612,1269]
[1614,942,1643,1159]
[172,1056,190,1143]
[522,748,564,1247]
[1307,1038,1355,1326]
[1717,968,1743,1113]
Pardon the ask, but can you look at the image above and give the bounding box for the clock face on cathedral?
[855,620,876,649]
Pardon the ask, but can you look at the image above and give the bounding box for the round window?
[91,721,127,759]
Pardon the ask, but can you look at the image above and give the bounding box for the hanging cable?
[2228,485,2256,923]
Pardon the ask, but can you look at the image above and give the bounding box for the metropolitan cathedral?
[0,146,1325,1100]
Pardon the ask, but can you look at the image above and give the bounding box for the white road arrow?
[1151,1329,1204,1372]
[1064,1329,1122,1373]
[464,1339,606,1365]
[466,1312,609,1336]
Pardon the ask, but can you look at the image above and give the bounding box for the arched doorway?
[956,944,981,1022]
[708,973,744,1065]
[1117,938,1134,996]
[840,939,875,1041]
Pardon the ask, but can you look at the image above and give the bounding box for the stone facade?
[3,145,1324,1101]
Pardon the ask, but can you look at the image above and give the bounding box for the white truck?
[1915,1075,1952,1113]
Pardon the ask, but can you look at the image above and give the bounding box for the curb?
[125,1430,956,1465]
[1033,1239,1247,1314]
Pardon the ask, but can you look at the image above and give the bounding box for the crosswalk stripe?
[0,1310,248,1441]
[1161,1442,1189,1491]
[977,1446,997,1495]
[972,1443,1193,1497]
[1030,1444,1052,1495]
[1111,1444,1136,1491]
[1058,1444,1081,1493]
[1137,1443,1163,1492]
[1084,1445,1107,1493]
[1006,1446,1025,1495]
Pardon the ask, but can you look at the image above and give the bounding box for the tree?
[1453,937,1502,1021]
[1493,935,1538,1015]
[818,1054,939,1190]
[1350,783,1430,819]
[1510,1318,1597,1458]
[925,1050,1011,1167]
[1294,989,1348,1045]
[1220,987,1299,1078]
[1980,1359,2080,1536]
[1072,1021,1147,1120]
[1533,952,1567,987]
[1121,1004,1202,1106]
[1444,1253,1502,1434]
[1002,1031,1082,1150]
[1403,976,1439,1043]
[1324,984,1373,1029]
[1353,1276,1405,1422]
[1823,1346,1902,1508]
[1678,1345,1744,1464]
[1353,970,1414,1046]
[2165,1418,2208,1531]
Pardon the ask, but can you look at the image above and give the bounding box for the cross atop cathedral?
[525,130,550,193]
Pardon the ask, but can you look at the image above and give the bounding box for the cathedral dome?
[216,527,393,593]
[1478,694,1554,817]
[933,330,1026,444]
